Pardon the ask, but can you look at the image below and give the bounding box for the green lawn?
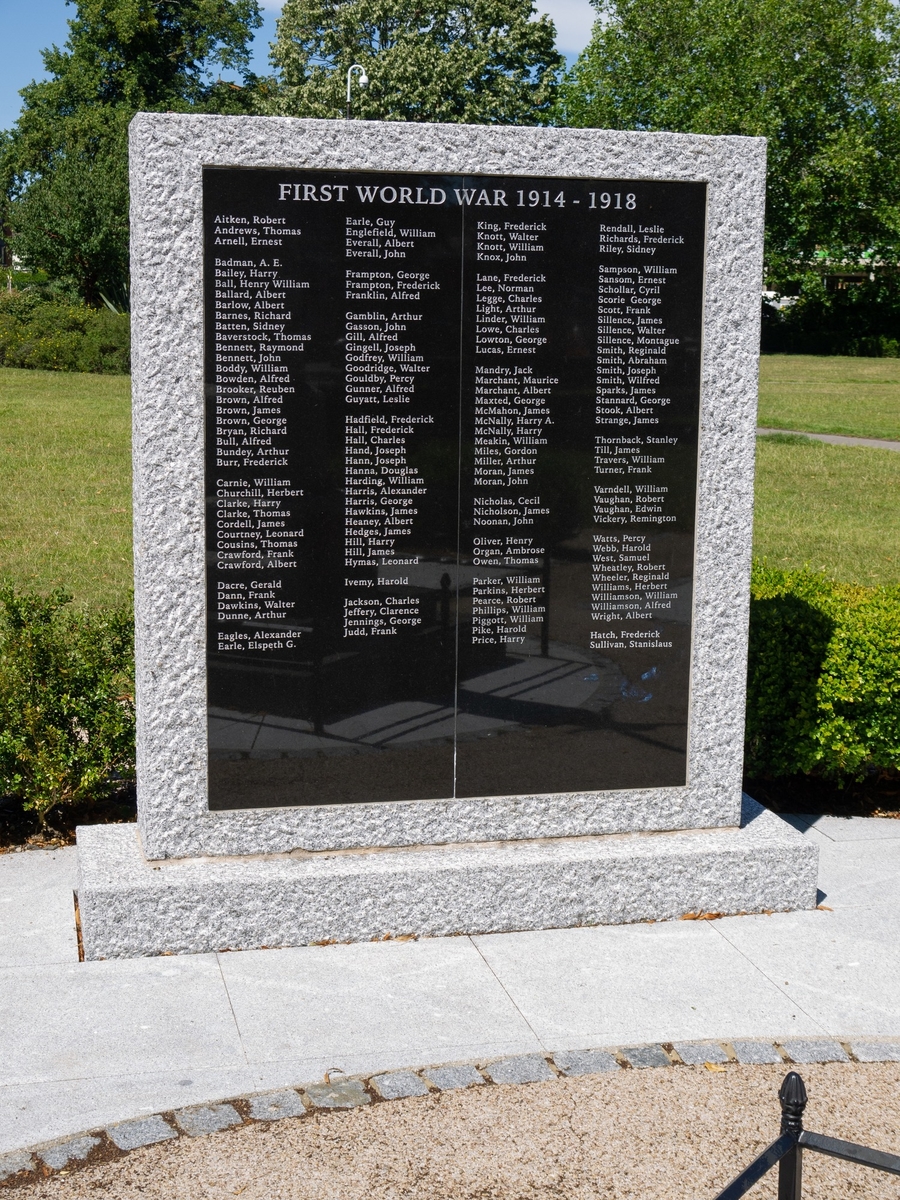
[0,362,897,606]
[0,367,132,606]
[754,435,900,585]
[759,354,900,440]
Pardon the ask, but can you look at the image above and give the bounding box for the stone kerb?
[2,1038,893,1188]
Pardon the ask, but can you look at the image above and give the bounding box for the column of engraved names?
[471,219,555,646]
[209,209,309,656]
[342,230,442,640]
[590,227,682,653]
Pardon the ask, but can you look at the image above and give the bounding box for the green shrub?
[0,587,135,828]
[747,564,900,779]
[0,289,129,374]
[761,272,900,358]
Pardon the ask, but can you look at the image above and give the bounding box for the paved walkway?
[1,812,899,1155]
[757,426,900,451]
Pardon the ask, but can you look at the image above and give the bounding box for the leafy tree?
[558,0,900,288]
[4,113,130,309]
[2,0,263,305]
[263,0,563,124]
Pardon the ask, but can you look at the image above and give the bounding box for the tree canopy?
[558,0,900,287]
[263,0,563,124]
[2,0,262,304]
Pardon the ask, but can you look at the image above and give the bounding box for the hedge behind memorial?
[761,273,900,358]
[0,290,130,374]
[746,564,900,780]
[0,587,135,828]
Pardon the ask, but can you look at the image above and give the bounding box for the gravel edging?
[2,1036,899,1189]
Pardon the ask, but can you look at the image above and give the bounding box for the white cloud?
[256,0,597,56]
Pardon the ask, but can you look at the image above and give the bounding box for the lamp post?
[346,64,369,119]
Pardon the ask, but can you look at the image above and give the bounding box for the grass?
[754,435,900,585]
[0,367,132,606]
[0,362,897,605]
[758,354,900,440]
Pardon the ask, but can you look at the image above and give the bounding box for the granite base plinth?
[76,797,817,960]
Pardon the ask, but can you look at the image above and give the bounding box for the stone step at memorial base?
[75,796,816,960]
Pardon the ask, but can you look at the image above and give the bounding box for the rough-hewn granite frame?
[130,113,766,859]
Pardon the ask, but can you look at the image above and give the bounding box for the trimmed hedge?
[747,564,900,780]
[761,272,900,358]
[0,587,135,828]
[0,289,130,374]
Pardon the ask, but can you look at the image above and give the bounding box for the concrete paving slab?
[776,818,836,849]
[790,815,900,843]
[779,814,828,838]
[715,907,900,1036]
[0,956,243,1086]
[0,848,78,966]
[218,938,542,1070]
[473,920,823,1048]
[105,1115,178,1151]
[813,841,900,908]
[0,1067,259,1155]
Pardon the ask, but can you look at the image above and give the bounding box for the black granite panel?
[203,168,706,809]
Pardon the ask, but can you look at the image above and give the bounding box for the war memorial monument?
[75,114,817,957]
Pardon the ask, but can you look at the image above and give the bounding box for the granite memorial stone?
[74,114,818,958]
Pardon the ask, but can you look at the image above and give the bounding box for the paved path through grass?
[759,355,900,441]
[758,427,900,452]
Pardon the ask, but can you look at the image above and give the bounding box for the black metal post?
[778,1072,808,1200]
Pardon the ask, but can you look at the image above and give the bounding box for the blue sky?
[0,0,596,133]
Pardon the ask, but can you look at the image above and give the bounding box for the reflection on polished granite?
[209,640,624,762]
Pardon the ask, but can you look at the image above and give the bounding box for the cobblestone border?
[2,1038,899,1188]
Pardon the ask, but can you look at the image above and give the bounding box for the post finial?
[779,1071,808,1137]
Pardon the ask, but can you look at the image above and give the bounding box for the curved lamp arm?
[346,64,369,119]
